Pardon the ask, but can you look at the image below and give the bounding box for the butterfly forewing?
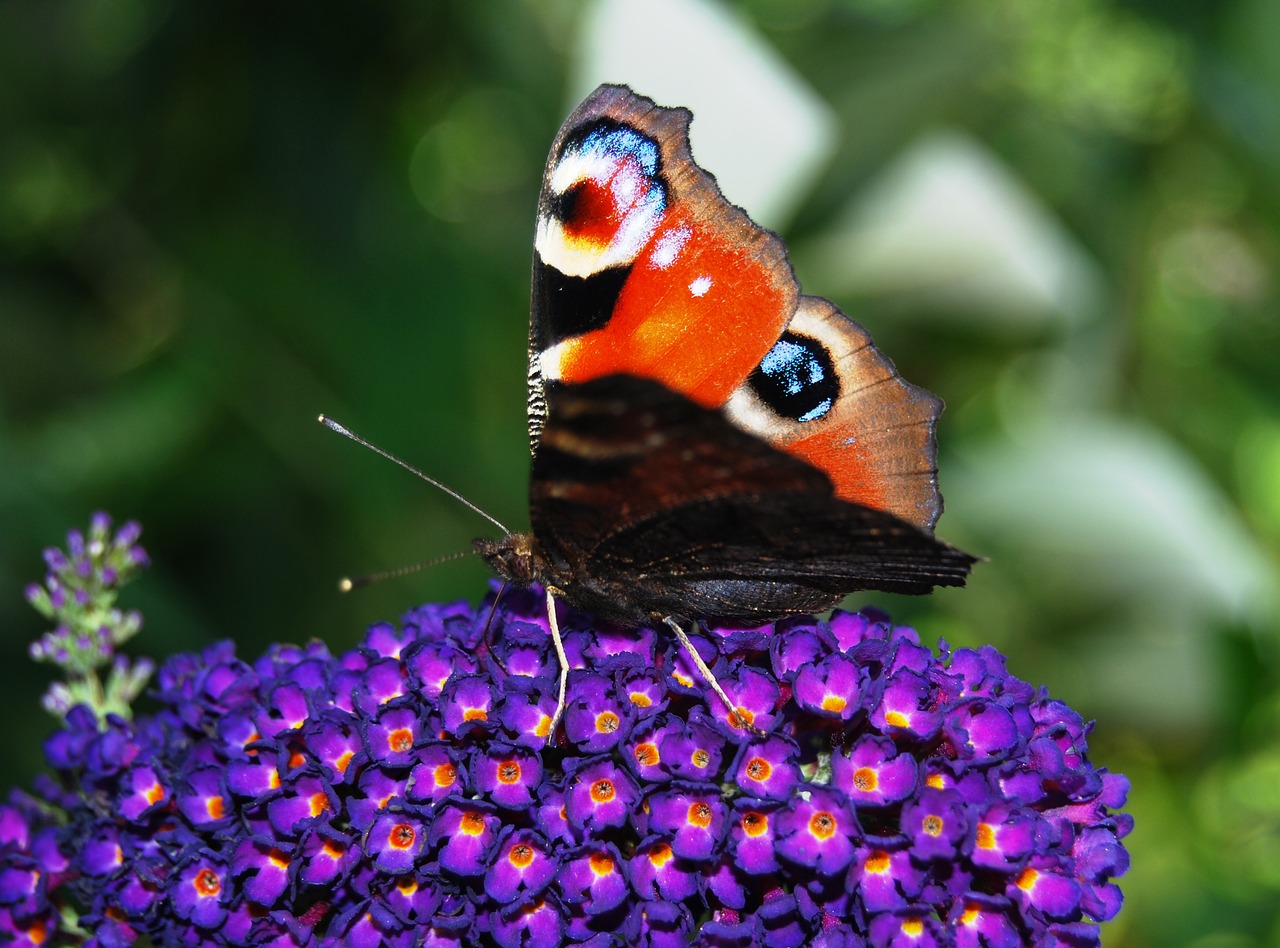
[529,85,796,440]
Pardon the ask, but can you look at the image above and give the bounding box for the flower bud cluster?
[24,513,153,721]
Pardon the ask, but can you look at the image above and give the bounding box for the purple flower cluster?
[0,584,1130,946]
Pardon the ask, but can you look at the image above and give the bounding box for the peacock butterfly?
[471,84,975,730]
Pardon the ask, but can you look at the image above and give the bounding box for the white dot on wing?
[650,227,690,269]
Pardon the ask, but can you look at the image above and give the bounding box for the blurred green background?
[2,0,1278,944]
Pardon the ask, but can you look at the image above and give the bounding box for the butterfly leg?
[478,581,509,671]
[545,586,571,744]
[663,616,763,736]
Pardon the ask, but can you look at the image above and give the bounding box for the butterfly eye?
[748,332,839,424]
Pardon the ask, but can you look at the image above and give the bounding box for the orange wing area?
[555,205,791,408]
[537,85,797,410]
[786,407,941,531]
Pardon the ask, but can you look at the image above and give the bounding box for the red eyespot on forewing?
[561,178,624,247]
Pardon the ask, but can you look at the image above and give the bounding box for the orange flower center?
[194,867,221,897]
[589,852,615,876]
[509,844,535,868]
[648,842,674,867]
[634,743,660,767]
[865,850,891,874]
[821,695,847,713]
[687,802,713,828]
[741,812,768,838]
[596,711,620,733]
[629,692,652,708]
[205,796,225,821]
[460,811,486,836]
[852,767,878,792]
[691,749,710,769]
[498,760,522,785]
[975,823,996,850]
[808,811,836,840]
[434,763,457,788]
[309,792,330,817]
[590,779,616,803]
[389,823,416,850]
[388,727,413,753]
[922,814,944,837]
[745,757,772,782]
[463,708,488,722]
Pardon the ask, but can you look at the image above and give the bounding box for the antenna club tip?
[319,414,353,438]
[338,578,354,593]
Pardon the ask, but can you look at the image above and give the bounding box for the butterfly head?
[473,533,548,589]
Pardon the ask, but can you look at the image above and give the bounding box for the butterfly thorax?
[474,530,662,626]
[475,532,602,612]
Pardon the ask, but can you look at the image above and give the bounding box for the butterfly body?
[475,84,973,630]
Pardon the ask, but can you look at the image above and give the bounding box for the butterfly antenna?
[319,414,510,535]
[338,551,475,592]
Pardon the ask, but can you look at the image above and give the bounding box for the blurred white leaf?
[804,131,1105,327]
[571,0,836,228]
[950,414,1276,627]
[947,414,1277,729]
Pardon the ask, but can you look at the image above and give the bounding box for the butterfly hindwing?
[527,375,973,625]
[725,296,945,531]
